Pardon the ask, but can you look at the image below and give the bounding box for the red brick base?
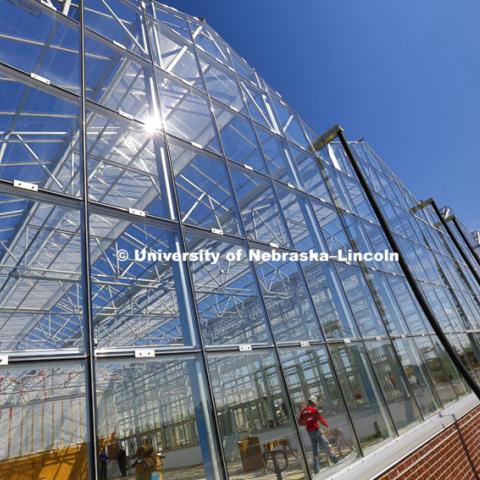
[376,405,480,480]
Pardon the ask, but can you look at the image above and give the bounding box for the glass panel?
[148,19,203,87]
[279,347,360,476]
[254,256,323,342]
[96,356,221,480]
[275,186,325,252]
[290,146,330,201]
[192,22,231,66]
[207,351,307,479]
[85,35,154,123]
[0,71,81,196]
[84,0,148,58]
[213,104,266,173]
[256,127,297,185]
[0,362,87,478]
[230,166,291,247]
[185,233,272,345]
[170,138,242,235]
[329,343,395,452]
[414,336,459,405]
[229,48,259,86]
[363,222,401,274]
[0,196,83,351]
[325,143,354,177]
[336,264,387,337]
[430,335,470,398]
[452,333,480,383]
[156,71,221,154]
[302,262,360,339]
[386,275,430,334]
[86,108,175,218]
[240,81,278,131]
[89,214,197,348]
[322,165,355,212]
[271,97,311,148]
[0,2,80,94]
[365,341,422,431]
[311,200,351,256]
[393,338,440,416]
[364,270,409,335]
[152,4,191,40]
[200,54,246,113]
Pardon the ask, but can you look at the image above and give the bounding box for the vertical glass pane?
[207,351,307,479]
[0,196,83,351]
[214,105,266,172]
[152,4,191,40]
[156,71,221,154]
[365,341,422,431]
[430,335,469,399]
[330,343,395,452]
[254,256,323,342]
[336,264,387,337]
[256,128,298,185]
[84,0,148,58]
[96,356,221,480]
[0,2,81,94]
[414,336,459,405]
[89,214,197,348]
[240,81,278,132]
[290,146,330,201]
[302,262,360,339]
[0,363,88,478]
[386,275,429,334]
[311,200,351,256]
[271,97,311,148]
[85,35,154,123]
[200,54,246,113]
[86,108,175,218]
[275,186,325,252]
[230,166,291,247]
[148,18,203,88]
[171,138,242,235]
[279,347,361,476]
[193,22,231,66]
[393,338,440,416]
[0,72,81,196]
[364,270,409,335]
[185,234,272,345]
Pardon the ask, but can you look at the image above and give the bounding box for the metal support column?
[80,1,99,478]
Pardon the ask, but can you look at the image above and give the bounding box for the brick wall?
[376,405,480,480]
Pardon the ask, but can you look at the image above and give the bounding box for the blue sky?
[167,0,480,232]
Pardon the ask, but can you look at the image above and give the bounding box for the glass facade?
[0,1,479,479]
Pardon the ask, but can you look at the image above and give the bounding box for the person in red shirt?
[298,395,338,474]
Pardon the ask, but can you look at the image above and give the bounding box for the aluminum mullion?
[141,5,229,479]
[80,2,99,478]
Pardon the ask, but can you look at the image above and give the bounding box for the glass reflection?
[89,214,196,348]
[329,343,395,452]
[96,356,221,480]
[208,351,307,479]
[279,347,360,477]
[0,196,83,351]
[0,362,87,479]
[185,233,272,345]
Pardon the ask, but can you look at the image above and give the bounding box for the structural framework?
[0,1,479,479]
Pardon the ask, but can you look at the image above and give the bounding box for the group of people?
[99,440,164,480]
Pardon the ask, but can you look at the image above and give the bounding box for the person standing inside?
[298,395,338,474]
